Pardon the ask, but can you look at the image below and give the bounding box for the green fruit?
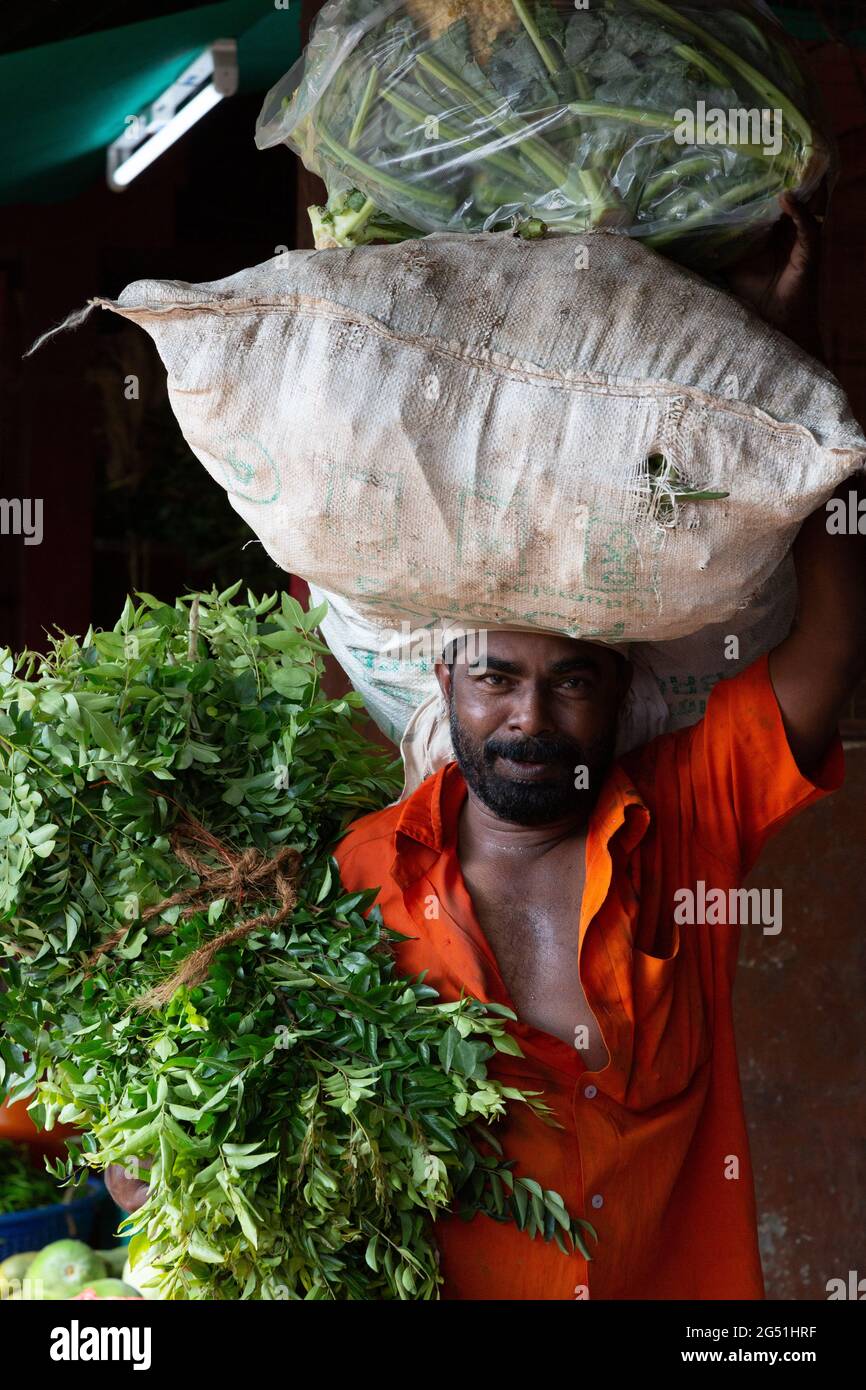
[72,1278,141,1299]
[96,1247,129,1276]
[26,1240,106,1298]
[122,1253,162,1300]
[0,1250,38,1297]
[1,1251,38,1280]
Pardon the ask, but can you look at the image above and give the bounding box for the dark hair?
[442,634,468,671]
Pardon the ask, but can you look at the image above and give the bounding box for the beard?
[448,700,617,826]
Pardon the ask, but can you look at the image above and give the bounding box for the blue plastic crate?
[0,1179,106,1261]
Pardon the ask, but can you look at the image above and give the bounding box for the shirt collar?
[392,758,650,884]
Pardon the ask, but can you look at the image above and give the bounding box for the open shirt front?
[333,655,844,1300]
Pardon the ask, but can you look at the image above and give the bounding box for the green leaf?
[86,708,122,754]
[437,1026,459,1074]
[315,861,333,904]
[269,667,311,697]
[188,1234,226,1264]
[168,1103,203,1122]
[513,1184,529,1228]
[218,580,244,603]
[116,925,147,960]
[227,1151,278,1171]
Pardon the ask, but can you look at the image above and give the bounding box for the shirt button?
[583,1084,597,1099]
[591,1194,604,1209]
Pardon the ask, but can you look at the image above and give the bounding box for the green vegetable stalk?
[0,586,596,1300]
[633,0,815,161]
[261,0,827,269]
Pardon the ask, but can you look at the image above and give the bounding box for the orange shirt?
[333,654,844,1300]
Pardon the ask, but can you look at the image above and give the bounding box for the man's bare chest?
[460,859,609,1069]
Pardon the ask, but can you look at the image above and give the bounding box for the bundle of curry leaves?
[0,586,595,1299]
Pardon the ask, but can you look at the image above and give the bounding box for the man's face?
[435,631,631,826]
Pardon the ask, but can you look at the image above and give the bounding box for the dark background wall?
[741,753,866,1301]
[1,87,299,645]
[735,34,866,1302]
[0,1,863,1298]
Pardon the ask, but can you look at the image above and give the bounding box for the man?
[327,196,866,1298]
[330,487,862,1299]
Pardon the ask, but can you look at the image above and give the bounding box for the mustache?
[484,734,584,765]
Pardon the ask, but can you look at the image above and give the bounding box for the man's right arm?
[680,648,845,878]
[768,480,866,781]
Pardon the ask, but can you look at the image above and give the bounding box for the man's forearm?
[791,479,866,661]
[768,477,866,776]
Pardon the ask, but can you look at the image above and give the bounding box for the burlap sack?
[91,231,864,644]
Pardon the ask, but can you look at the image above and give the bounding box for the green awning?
[0,0,300,204]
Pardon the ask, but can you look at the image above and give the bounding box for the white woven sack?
[92,231,864,644]
[309,562,794,801]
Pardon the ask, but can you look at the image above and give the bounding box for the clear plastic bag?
[255,0,833,269]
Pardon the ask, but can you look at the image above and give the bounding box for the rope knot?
[85,814,302,1010]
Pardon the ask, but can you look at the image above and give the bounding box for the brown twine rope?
[86,814,301,1011]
